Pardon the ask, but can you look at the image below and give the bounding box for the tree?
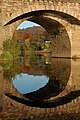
[22,33,31,40]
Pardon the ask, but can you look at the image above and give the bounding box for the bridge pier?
[71,25,80,58]
[0,9,4,54]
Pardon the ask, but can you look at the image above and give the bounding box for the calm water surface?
[0,54,80,119]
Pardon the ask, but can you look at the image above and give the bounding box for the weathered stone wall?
[1,0,80,25]
[71,25,80,57]
[0,4,4,53]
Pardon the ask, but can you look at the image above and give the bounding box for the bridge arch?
[4,10,80,26]
[2,0,80,26]
[1,0,80,57]
[5,10,71,58]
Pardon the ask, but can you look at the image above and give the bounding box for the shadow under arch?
[4,10,80,26]
[27,15,71,57]
[5,90,80,108]
[11,10,71,57]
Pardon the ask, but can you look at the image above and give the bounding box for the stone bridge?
[0,0,80,57]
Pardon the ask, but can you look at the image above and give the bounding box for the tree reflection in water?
[4,54,76,108]
[11,56,71,101]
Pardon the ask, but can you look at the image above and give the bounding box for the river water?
[0,54,80,120]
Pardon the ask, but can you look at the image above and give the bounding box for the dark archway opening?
[4,10,72,58]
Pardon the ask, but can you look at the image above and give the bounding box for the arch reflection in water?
[12,58,71,101]
[5,90,80,108]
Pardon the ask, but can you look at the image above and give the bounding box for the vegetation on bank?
[0,27,52,61]
[72,54,80,60]
[0,51,13,60]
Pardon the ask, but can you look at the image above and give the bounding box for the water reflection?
[12,73,49,94]
[2,53,71,103]
[5,90,80,108]
[22,56,71,101]
[1,53,80,108]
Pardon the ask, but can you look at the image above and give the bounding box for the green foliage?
[44,42,51,49]
[30,40,37,50]
[3,40,11,51]
[0,61,12,70]
[0,51,13,60]
[3,39,22,59]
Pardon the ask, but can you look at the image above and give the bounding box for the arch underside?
[5,10,73,57]
[4,10,80,26]
[28,15,71,58]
